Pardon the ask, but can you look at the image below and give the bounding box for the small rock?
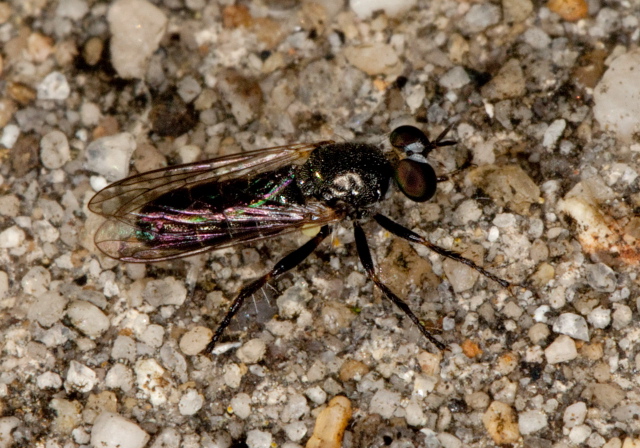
[502,0,533,22]
[350,0,417,19]
[563,401,587,428]
[28,291,67,327]
[179,326,213,356]
[66,300,110,338]
[544,335,578,364]
[518,410,547,435]
[593,49,640,143]
[468,165,540,215]
[107,0,168,79]
[481,59,526,101]
[40,130,70,169]
[586,263,617,292]
[91,413,150,448]
[338,359,370,382]
[105,363,134,392]
[306,396,352,448]
[37,371,63,390]
[369,389,401,419]
[142,277,187,307]
[483,401,520,445]
[587,306,611,329]
[135,359,169,406]
[552,313,589,341]
[461,4,501,33]
[0,225,25,248]
[65,361,98,393]
[612,304,632,330]
[178,389,204,416]
[542,119,566,149]
[547,0,589,22]
[246,429,272,448]
[439,66,471,90]
[344,43,402,77]
[0,417,20,447]
[217,69,263,127]
[230,393,252,419]
[37,72,70,100]
[85,133,136,181]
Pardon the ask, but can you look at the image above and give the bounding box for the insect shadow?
[89,125,513,352]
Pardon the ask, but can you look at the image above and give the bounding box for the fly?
[89,125,512,352]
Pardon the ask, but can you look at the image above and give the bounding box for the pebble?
[542,119,566,149]
[37,72,70,100]
[563,402,587,428]
[518,410,547,435]
[217,69,263,127]
[439,66,471,90]
[223,363,245,389]
[85,133,136,181]
[612,304,632,330]
[481,59,526,101]
[27,291,67,327]
[246,429,272,448]
[0,417,20,448]
[0,195,19,217]
[304,386,327,405]
[50,398,82,434]
[437,432,462,448]
[178,389,204,416]
[142,277,187,307]
[65,361,98,393]
[482,401,520,445]
[586,263,617,292]
[369,389,401,419]
[545,335,578,364]
[284,422,307,442]
[179,326,213,356]
[502,0,534,23]
[306,396,352,448]
[107,0,168,79]
[593,49,640,143]
[343,43,402,77]
[587,306,611,329]
[0,124,19,149]
[66,300,110,338]
[468,165,540,214]
[281,394,309,423]
[56,0,89,20]
[230,393,252,419]
[0,225,25,248]
[405,400,427,427]
[547,0,589,21]
[349,0,417,19]
[91,413,150,448]
[135,359,169,406]
[21,266,50,295]
[0,271,8,300]
[36,371,63,389]
[338,359,369,382]
[111,335,136,363]
[569,424,592,444]
[105,363,134,392]
[461,4,501,33]
[552,313,589,341]
[139,324,164,348]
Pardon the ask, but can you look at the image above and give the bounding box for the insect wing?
[89,141,341,262]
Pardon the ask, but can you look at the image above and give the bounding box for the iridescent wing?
[89,141,342,262]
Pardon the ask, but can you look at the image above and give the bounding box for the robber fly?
[89,125,511,352]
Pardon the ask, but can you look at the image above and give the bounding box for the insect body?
[89,125,510,352]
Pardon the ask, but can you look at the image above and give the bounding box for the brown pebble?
[547,0,588,21]
[461,339,483,358]
[306,396,352,448]
[83,36,104,66]
[339,359,369,382]
[222,4,252,29]
[7,81,36,105]
[483,401,520,445]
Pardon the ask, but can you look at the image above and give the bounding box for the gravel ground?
[2,0,640,447]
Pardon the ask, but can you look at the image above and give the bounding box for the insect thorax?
[296,142,393,214]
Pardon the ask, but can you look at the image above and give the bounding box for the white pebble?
[1,124,20,149]
[105,363,134,392]
[179,326,213,356]
[612,304,633,330]
[369,389,400,419]
[405,400,427,427]
[462,4,501,33]
[437,432,463,448]
[588,306,611,329]
[593,49,640,142]
[111,335,136,362]
[37,71,70,100]
[40,130,70,169]
[543,119,566,149]
[85,133,136,181]
[139,324,164,348]
[230,393,252,419]
[518,410,547,435]
[136,359,169,406]
[33,220,59,243]
[544,335,577,364]
[236,338,267,364]
[142,277,187,307]
[246,429,272,448]
[439,66,471,90]
[568,424,592,445]
[563,402,587,428]
[305,386,327,405]
[552,313,589,341]
[0,417,20,448]
[0,225,25,248]
[28,291,67,327]
[224,363,244,389]
[350,0,417,19]
[107,0,168,79]
[66,300,110,338]
[65,361,98,393]
[178,389,204,416]
[56,0,89,20]
[36,371,63,389]
[91,413,149,448]
[284,422,307,442]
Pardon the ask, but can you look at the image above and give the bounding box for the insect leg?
[353,222,445,351]
[206,225,331,354]
[435,157,475,183]
[373,214,512,289]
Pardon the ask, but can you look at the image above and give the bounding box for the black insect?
[89,125,510,352]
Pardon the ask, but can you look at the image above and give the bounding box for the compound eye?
[389,126,430,155]
[394,159,437,202]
